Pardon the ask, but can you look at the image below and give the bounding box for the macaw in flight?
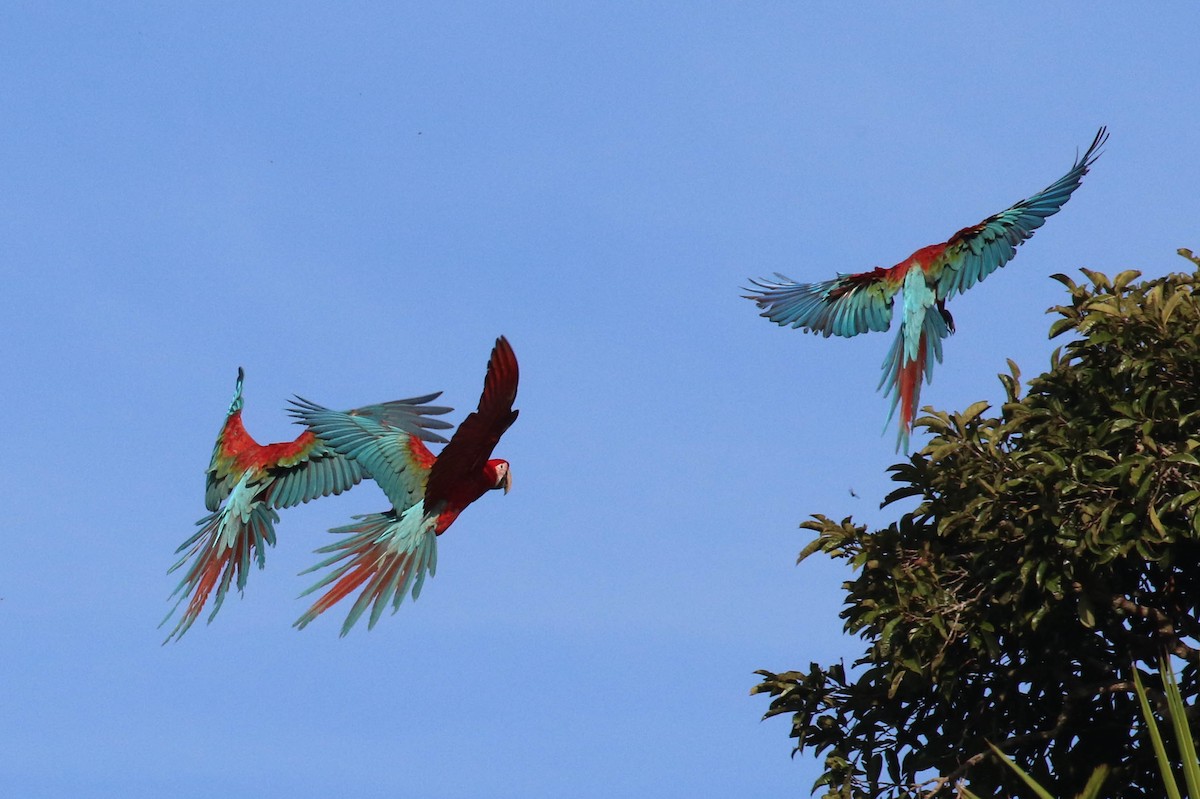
[746,128,1107,450]
[288,336,519,636]
[163,369,453,642]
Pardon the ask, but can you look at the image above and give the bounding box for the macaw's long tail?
[879,306,952,451]
[293,507,438,637]
[161,484,279,643]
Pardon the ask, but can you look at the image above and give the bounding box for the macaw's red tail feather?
[897,339,926,431]
[160,498,279,643]
[296,563,374,625]
[293,509,438,636]
[879,309,951,452]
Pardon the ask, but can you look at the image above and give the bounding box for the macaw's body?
[746,128,1108,450]
[289,336,519,635]
[163,369,453,642]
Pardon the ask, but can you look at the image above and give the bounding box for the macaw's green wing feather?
[275,390,451,508]
[267,390,451,508]
[744,269,900,338]
[426,337,520,508]
[936,127,1107,300]
[205,440,241,512]
[878,271,953,452]
[209,428,370,511]
[349,392,454,442]
[204,368,248,512]
[288,398,433,512]
[293,505,439,636]
[162,473,280,642]
[265,442,370,509]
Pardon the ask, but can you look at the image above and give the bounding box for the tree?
[753,251,1200,799]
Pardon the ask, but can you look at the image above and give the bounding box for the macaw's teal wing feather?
[879,270,952,451]
[936,126,1107,299]
[269,391,450,509]
[163,473,281,642]
[288,397,434,512]
[744,269,900,338]
[349,392,454,441]
[293,505,439,636]
[265,440,368,509]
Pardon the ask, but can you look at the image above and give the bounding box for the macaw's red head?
[487,459,512,494]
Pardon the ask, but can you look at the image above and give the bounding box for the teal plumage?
[289,337,519,635]
[747,128,1107,450]
[296,506,440,634]
[162,368,453,642]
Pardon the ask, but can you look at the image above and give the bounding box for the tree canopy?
[754,252,1200,798]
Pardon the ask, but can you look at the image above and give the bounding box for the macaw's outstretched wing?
[744,268,901,338]
[293,506,439,636]
[346,392,455,440]
[203,367,451,512]
[288,398,436,512]
[935,127,1107,300]
[878,271,953,452]
[205,368,249,511]
[424,336,520,508]
[268,391,450,509]
[263,438,368,509]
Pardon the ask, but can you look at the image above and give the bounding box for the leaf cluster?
[754,253,1200,798]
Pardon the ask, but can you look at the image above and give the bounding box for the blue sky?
[2,4,1198,797]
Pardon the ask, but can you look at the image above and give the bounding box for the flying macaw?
[287,336,519,635]
[746,127,1107,450]
[163,368,454,642]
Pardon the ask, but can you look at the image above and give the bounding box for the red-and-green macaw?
[746,128,1107,450]
[163,368,453,642]
[287,336,519,635]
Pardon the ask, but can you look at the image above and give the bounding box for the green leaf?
[1077,594,1095,628]
[1149,503,1166,538]
[960,400,991,426]
[797,536,828,564]
[1163,658,1200,798]
[1133,667,1181,799]
[1048,317,1076,339]
[1076,765,1111,799]
[985,742,1057,799]
[1113,269,1143,291]
[1162,289,1187,324]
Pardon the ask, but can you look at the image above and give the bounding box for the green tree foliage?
[754,252,1200,799]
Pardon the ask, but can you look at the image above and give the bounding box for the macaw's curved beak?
[501,469,512,494]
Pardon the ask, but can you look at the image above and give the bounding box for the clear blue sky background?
[2,4,1198,797]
